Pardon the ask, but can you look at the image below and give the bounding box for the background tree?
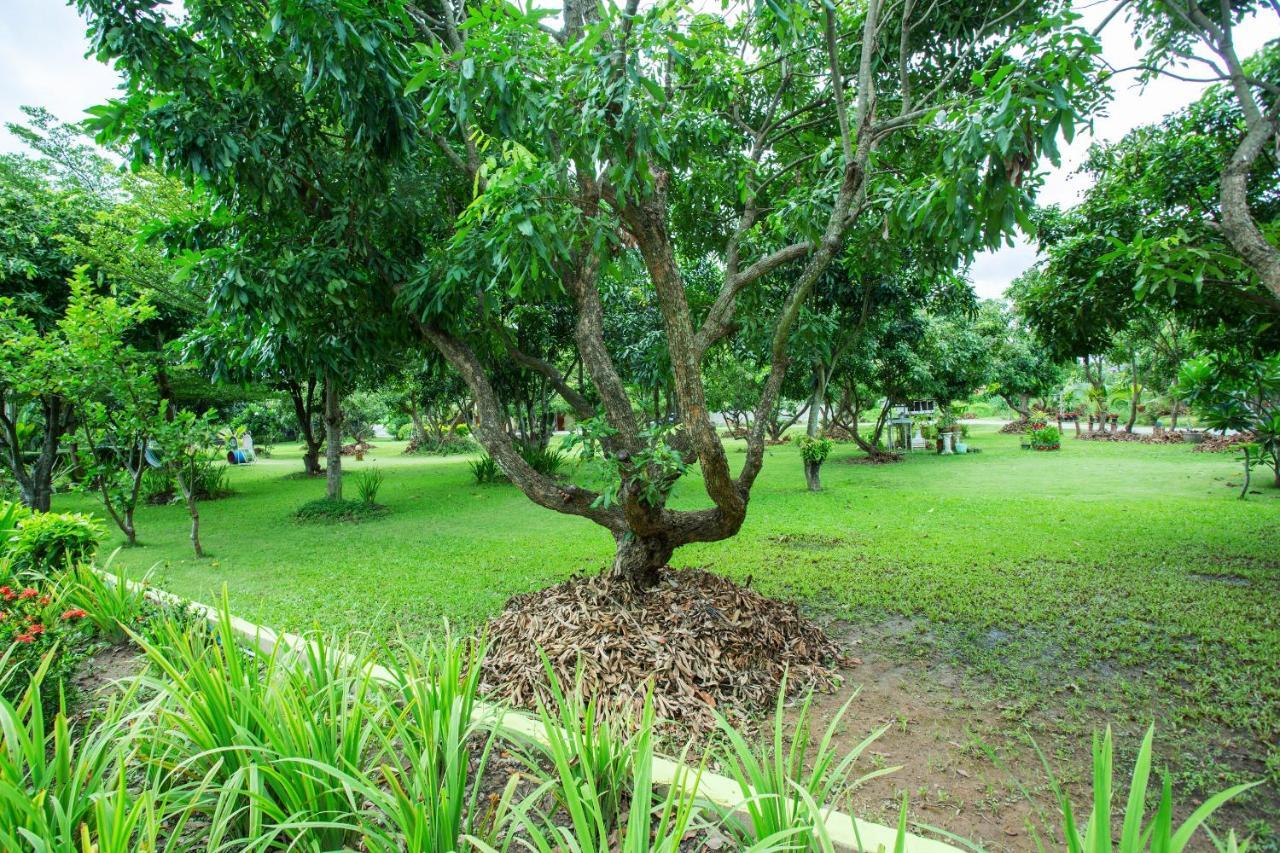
[153,407,219,557]
[976,299,1065,421]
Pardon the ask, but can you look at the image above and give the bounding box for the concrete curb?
[98,566,963,853]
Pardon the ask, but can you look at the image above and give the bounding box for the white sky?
[2,0,1277,298]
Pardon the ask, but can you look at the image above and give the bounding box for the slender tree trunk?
[176,468,204,558]
[323,376,343,501]
[804,364,828,491]
[1170,400,1180,429]
[287,379,323,476]
[1125,351,1141,433]
[609,532,673,589]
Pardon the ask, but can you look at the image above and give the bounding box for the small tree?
[154,407,219,557]
[60,273,159,546]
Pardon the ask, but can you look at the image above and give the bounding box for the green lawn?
[56,426,1280,831]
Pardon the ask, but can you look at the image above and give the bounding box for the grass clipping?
[479,568,846,730]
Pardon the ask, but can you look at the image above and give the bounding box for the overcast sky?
[2,1,1277,299]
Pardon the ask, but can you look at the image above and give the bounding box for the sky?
[2,1,1277,298]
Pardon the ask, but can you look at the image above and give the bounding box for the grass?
[54,426,1280,834]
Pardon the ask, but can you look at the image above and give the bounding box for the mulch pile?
[1194,432,1256,453]
[1075,430,1185,444]
[999,419,1030,434]
[479,569,846,730]
[340,441,375,456]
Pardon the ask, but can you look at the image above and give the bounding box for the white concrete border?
[100,569,963,853]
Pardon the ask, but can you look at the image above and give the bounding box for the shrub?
[293,497,388,523]
[5,508,103,576]
[0,579,92,707]
[396,422,415,441]
[1029,425,1061,448]
[469,453,504,484]
[355,467,385,505]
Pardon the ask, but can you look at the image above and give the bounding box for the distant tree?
[976,299,1065,420]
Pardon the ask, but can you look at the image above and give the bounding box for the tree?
[153,407,219,557]
[79,0,1102,588]
[976,299,1064,420]
[58,273,160,546]
[1122,2,1280,306]
[0,114,117,510]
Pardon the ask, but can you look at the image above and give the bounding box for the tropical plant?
[469,454,504,485]
[714,685,895,850]
[62,560,154,644]
[0,578,90,706]
[1029,425,1062,449]
[355,467,385,505]
[1037,725,1258,853]
[1178,350,1280,489]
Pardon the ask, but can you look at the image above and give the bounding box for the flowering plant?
[0,582,91,705]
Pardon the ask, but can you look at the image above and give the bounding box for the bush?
[396,422,415,441]
[293,497,388,523]
[469,453,504,484]
[4,507,103,576]
[0,579,92,707]
[354,468,384,505]
[1029,425,1061,448]
[140,455,232,505]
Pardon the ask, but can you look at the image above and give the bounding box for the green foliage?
[714,684,892,849]
[469,454,504,485]
[1179,351,1280,489]
[62,561,155,645]
[795,435,834,465]
[294,497,388,524]
[0,578,91,708]
[3,506,102,576]
[354,467,385,505]
[517,440,567,479]
[1029,425,1061,448]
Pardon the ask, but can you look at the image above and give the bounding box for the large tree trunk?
[608,532,673,589]
[323,376,343,501]
[1219,106,1280,306]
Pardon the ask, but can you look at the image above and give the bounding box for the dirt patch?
[844,452,904,464]
[479,569,846,730]
[1075,431,1185,444]
[69,642,148,720]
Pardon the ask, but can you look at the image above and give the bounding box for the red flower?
[38,595,50,605]
[0,586,10,596]
[18,588,38,600]
[29,624,45,635]
[61,608,87,621]
[1,590,14,602]
[14,633,34,644]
